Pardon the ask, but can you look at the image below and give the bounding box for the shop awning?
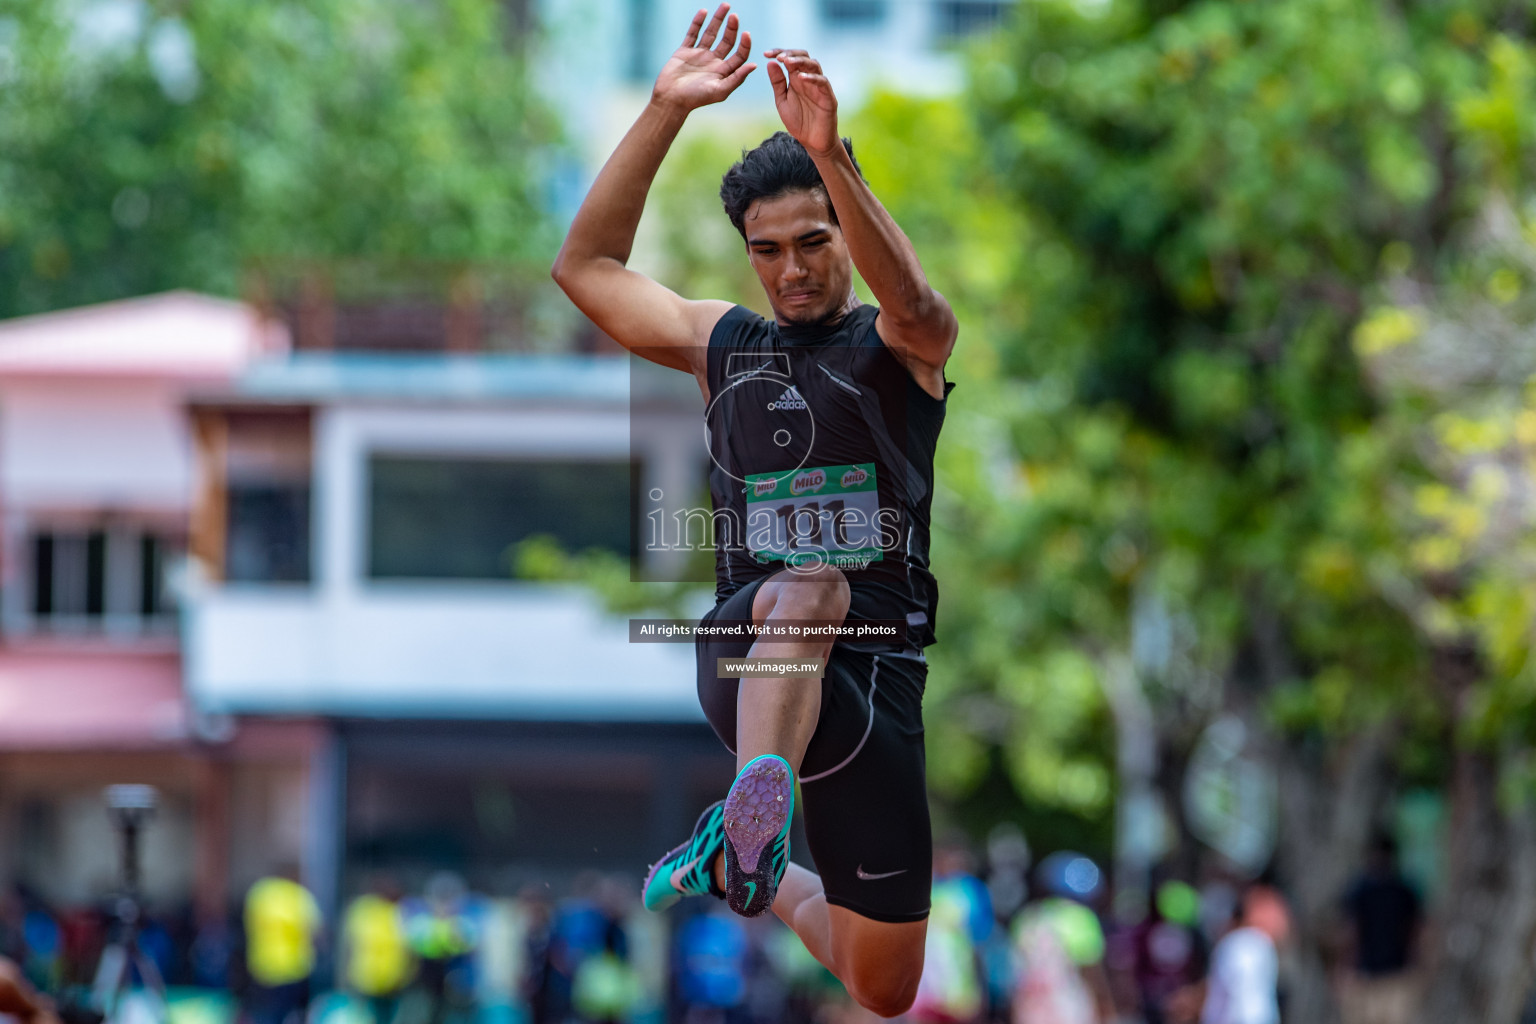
[0,651,188,750]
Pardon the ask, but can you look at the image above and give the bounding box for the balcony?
[184,580,700,721]
[182,350,709,723]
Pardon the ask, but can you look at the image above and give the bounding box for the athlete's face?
[742,189,857,327]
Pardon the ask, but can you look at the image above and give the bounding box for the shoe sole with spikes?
[722,755,793,918]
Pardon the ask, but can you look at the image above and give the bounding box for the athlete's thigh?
[798,649,932,922]
[695,580,768,754]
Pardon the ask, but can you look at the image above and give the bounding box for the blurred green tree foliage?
[625,1,1536,1016]
[937,1,1536,1020]
[0,0,555,318]
[842,94,1123,846]
[645,124,777,319]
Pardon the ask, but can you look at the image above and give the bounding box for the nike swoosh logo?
[670,854,706,888]
[856,865,907,881]
[744,880,757,909]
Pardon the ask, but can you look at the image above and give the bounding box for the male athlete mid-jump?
[551,4,956,1016]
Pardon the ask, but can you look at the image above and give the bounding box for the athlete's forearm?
[810,145,948,328]
[551,99,689,279]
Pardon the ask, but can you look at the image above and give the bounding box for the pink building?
[0,292,316,923]
[0,288,727,954]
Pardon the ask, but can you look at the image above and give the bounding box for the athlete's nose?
[782,251,809,282]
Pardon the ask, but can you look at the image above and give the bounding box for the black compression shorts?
[695,579,932,924]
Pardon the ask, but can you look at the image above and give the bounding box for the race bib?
[745,463,887,568]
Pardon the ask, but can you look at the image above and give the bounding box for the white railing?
[183,581,703,721]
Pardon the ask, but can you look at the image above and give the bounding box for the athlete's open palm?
[766,50,839,156]
[655,5,755,111]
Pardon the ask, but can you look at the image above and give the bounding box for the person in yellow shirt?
[342,878,414,1024]
[244,868,321,1024]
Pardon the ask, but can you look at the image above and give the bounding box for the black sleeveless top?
[704,304,951,649]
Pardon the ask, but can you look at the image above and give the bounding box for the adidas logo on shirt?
[767,386,808,411]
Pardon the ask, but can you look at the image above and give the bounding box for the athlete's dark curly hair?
[719,131,864,239]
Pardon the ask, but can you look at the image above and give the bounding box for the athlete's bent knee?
[842,951,921,1019]
[828,911,925,1018]
[845,974,920,1019]
[776,562,850,623]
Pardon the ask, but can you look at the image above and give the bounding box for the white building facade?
[182,348,732,921]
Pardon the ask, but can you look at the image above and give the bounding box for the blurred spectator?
[910,888,984,1024]
[533,875,607,1024]
[1338,835,1421,1024]
[759,920,840,1024]
[980,923,1017,1024]
[0,891,25,968]
[938,844,996,951]
[570,878,638,1024]
[983,827,1032,1023]
[188,915,235,990]
[20,906,61,995]
[404,873,479,1024]
[1128,882,1206,1024]
[674,908,748,1024]
[736,916,789,1024]
[1194,878,1238,953]
[475,894,536,1024]
[910,842,991,1024]
[135,918,174,990]
[985,827,1031,926]
[570,922,637,1024]
[1172,885,1288,1024]
[243,868,321,1024]
[518,890,555,1023]
[59,908,109,990]
[1009,899,1106,1024]
[1009,854,1114,1024]
[344,878,414,1024]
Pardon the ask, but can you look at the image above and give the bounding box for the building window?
[141,536,170,615]
[226,483,312,584]
[27,527,178,630]
[936,0,1008,39]
[368,456,637,580]
[202,408,313,585]
[823,0,887,26]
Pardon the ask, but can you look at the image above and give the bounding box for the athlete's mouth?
[781,290,818,304]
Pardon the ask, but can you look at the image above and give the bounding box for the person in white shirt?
[1199,886,1290,1024]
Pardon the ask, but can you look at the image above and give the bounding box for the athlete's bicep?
[552,257,729,373]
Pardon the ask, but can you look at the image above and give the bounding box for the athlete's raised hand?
[765,49,839,156]
[654,5,756,112]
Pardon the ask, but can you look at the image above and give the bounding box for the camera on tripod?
[103,786,157,908]
[104,784,157,819]
[91,785,165,1024]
